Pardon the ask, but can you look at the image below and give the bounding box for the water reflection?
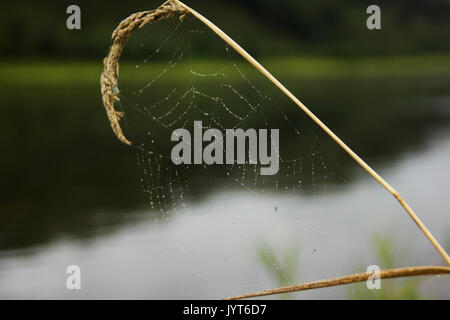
[0,76,449,298]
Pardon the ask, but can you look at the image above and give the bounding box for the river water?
[0,73,449,299]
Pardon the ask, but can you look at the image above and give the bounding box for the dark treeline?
[1,0,450,59]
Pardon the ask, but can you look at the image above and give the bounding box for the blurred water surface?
[0,66,450,299]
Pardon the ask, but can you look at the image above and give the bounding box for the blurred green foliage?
[3,54,450,88]
[349,233,421,299]
[1,0,450,60]
[256,242,300,299]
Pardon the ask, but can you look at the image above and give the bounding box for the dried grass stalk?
[100,0,450,299]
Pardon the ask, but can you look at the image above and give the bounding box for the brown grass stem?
[224,266,450,300]
[100,0,450,298]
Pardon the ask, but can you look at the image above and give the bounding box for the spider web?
[116,15,345,219]
[106,13,428,299]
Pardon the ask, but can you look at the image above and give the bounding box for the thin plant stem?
[224,266,450,300]
[100,0,450,299]
[174,0,450,266]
